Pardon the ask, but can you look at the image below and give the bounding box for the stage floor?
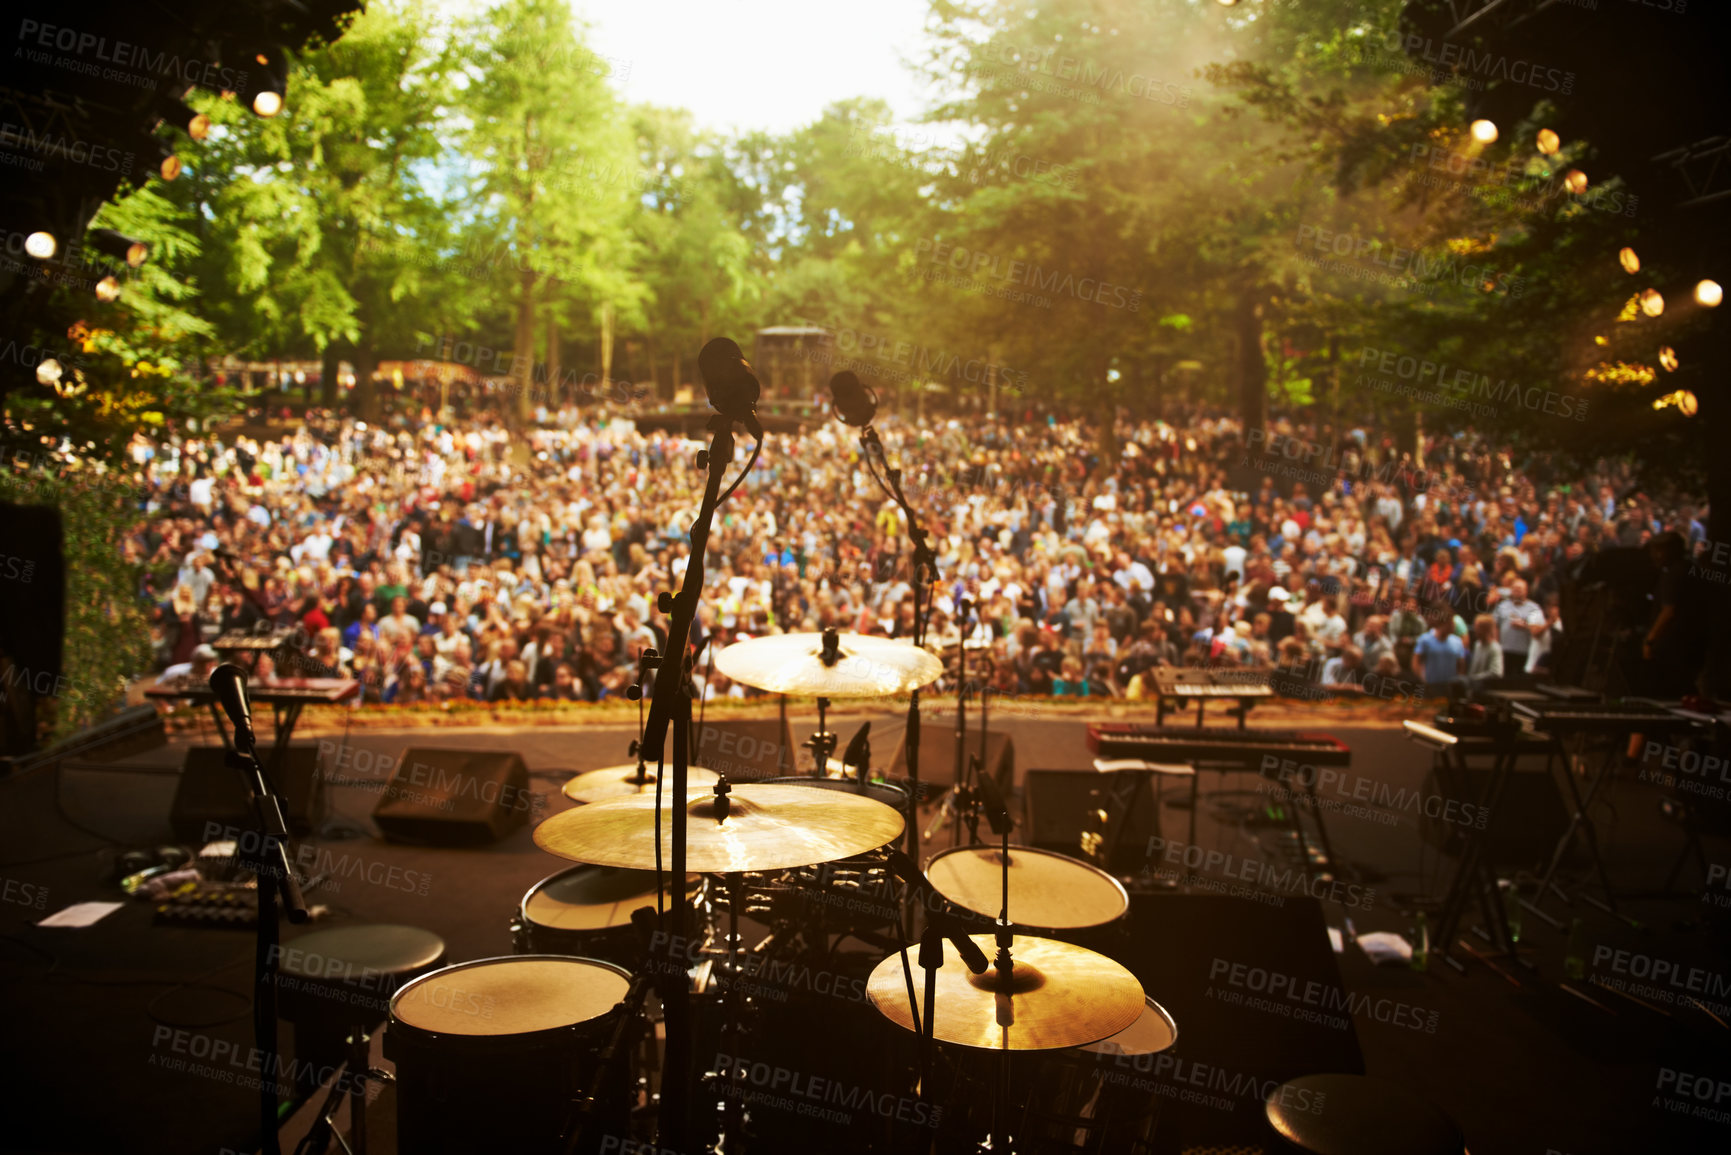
[1,714,1727,1154]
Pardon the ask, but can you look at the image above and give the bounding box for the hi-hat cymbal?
[715,632,942,697]
[563,763,721,803]
[534,783,906,873]
[866,934,1143,1051]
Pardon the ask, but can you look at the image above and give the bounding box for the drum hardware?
[560,909,666,1155]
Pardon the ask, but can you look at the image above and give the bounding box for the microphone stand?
[853,424,936,861]
[222,716,310,1155]
[637,411,760,1153]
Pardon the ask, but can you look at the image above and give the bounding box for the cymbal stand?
[808,696,837,777]
[986,778,1017,1153]
[637,410,762,1153]
[852,423,939,862]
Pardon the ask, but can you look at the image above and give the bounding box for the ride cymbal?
[534,783,906,873]
[715,632,942,697]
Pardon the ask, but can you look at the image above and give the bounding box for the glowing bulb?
[1658,346,1679,372]
[1470,120,1498,144]
[96,275,121,302]
[1696,279,1723,308]
[189,114,211,141]
[36,358,62,386]
[1679,390,1699,417]
[160,155,182,180]
[1640,289,1665,317]
[24,231,56,259]
[1564,170,1588,194]
[1618,247,1640,274]
[1536,129,1560,155]
[253,90,283,118]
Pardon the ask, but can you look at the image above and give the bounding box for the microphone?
[208,663,256,754]
[829,370,878,428]
[977,767,1012,836]
[698,338,762,434]
[842,722,871,789]
[885,847,989,973]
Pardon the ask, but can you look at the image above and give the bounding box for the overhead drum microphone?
[829,370,878,428]
[698,338,763,435]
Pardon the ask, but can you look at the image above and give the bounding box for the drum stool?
[1265,1073,1466,1155]
[276,924,448,1152]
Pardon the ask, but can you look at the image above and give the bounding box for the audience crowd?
[128,396,1707,708]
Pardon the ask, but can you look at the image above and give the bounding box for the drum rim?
[923,843,1130,928]
[518,864,701,928]
[758,774,909,803]
[389,953,633,1042]
[1076,994,1178,1056]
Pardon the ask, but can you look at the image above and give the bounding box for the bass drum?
[512,864,701,966]
[384,955,642,1155]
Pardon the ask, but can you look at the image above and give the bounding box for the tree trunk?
[321,346,341,408]
[1325,333,1340,434]
[1094,355,1118,480]
[545,309,561,413]
[1236,287,1268,438]
[514,265,538,424]
[671,351,681,401]
[353,348,379,422]
[599,302,615,396]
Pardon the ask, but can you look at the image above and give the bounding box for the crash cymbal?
[562,763,721,804]
[714,631,942,697]
[925,845,1129,930]
[866,934,1143,1051]
[534,783,906,873]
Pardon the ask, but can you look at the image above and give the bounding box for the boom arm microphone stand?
[638,340,763,1152]
[208,664,310,1155]
[828,372,935,860]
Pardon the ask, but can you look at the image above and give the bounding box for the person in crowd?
[1413,610,1468,697]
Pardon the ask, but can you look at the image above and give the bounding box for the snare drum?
[385,955,641,1155]
[925,845,1128,931]
[513,865,701,965]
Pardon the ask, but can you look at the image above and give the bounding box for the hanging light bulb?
[36,358,62,386]
[24,231,56,259]
[95,275,122,302]
[1564,170,1589,194]
[1470,120,1498,144]
[1536,129,1560,155]
[1658,346,1679,372]
[1696,279,1723,308]
[1640,289,1665,317]
[1618,247,1640,274]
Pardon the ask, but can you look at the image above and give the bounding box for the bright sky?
[568,0,941,135]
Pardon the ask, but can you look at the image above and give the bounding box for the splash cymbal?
[562,763,721,804]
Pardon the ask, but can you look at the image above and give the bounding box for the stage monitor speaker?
[692,717,796,781]
[172,745,324,843]
[1421,764,1570,868]
[372,747,530,846]
[889,727,1014,792]
[1023,768,1161,871]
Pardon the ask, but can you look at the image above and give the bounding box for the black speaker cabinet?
[372,747,531,846]
[691,717,796,781]
[1022,768,1162,871]
[1420,764,1571,868]
[172,745,325,843]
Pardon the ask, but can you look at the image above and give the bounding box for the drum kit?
[380,630,1178,1154]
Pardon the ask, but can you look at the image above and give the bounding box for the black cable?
[0,934,254,1028]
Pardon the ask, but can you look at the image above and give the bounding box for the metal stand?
[637,412,761,1152]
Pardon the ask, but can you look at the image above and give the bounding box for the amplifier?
[172,745,325,842]
[1021,769,1161,871]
